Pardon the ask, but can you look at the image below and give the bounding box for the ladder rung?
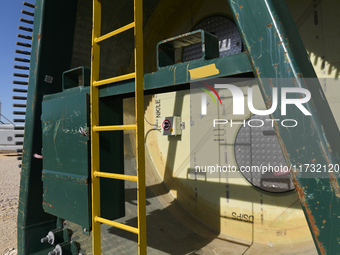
[94,216,138,234]
[94,22,135,43]
[93,124,136,131]
[94,171,138,182]
[93,72,135,87]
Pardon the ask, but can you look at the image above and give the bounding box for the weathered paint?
[227,0,340,253]
[292,177,326,255]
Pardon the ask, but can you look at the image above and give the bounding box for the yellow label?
[189,64,220,80]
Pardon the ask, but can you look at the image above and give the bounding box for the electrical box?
[161,116,182,136]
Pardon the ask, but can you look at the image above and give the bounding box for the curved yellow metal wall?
[143,89,314,247]
[123,0,339,250]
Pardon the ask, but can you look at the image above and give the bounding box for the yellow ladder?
[90,0,146,254]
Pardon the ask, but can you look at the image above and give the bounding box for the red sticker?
[162,119,171,131]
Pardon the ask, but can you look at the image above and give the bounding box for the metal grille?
[182,15,242,62]
[234,115,295,193]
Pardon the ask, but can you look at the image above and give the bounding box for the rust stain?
[266,95,272,108]
[327,142,332,154]
[319,141,331,166]
[259,38,262,41]
[328,173,340,199]
[278,41,283,45]
[235,13,239,20]
[322,220,326,224]
[35,33,42,72]
[268,78,274,88]
[43,201,53,208]
[254,67,261,77]
[267,23,272,28]
[240,5,243,9]
[292,179,326,255]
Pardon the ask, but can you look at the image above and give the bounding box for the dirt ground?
[0,154,20,255]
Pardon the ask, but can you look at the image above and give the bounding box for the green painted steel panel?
[40,81,126,236]
[41,92,91,232]
[149,52,252,87]
[99,52,253,98]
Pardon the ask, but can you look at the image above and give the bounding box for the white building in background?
[0,102,24,153]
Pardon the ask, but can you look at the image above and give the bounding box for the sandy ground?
[0,154,20,255]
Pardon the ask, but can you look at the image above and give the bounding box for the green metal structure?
[227,1,340,254]
[17,0,339,254]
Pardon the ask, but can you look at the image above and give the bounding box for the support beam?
[227,0,340,254]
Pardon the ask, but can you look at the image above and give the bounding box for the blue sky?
[0,1,32,123]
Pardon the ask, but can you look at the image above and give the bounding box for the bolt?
[41,237,49,243]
